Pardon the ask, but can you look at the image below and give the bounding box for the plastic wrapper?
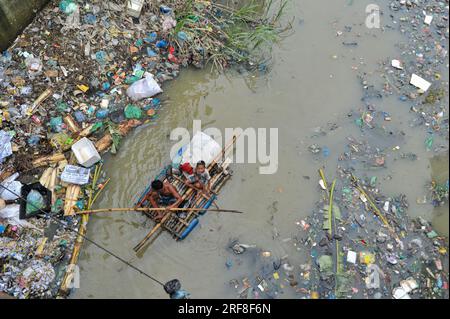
[126,74,162,101]
[25,190,45,215]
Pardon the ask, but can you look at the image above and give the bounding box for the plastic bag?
[0,130,13,163]
[180,132,222,166]
[25,55,42,78]
[124,104,143,120]
[0,67,5,83]
[162,16,177,32]
[26,190,45,215]
[49,117,63,133]
[0,204,37,228]
[0,173,22,200]
[126,74,162,101]
[59,0,78,14]
[62,5,80,31]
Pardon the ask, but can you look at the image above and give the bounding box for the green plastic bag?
[425,135,434,151]
[26,190,45,214]
[124,104,143,120]
[318,255,333,275]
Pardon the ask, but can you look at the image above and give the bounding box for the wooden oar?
[75,207,244,215]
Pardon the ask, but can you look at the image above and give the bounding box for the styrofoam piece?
[424,15,433,25]
[71,137,101,168]
[393,287,411,299]
[347,250,357,264]
[391,59,403,70]
[410,74,431,92]
[400,278,419,293]
[127,0,144,18]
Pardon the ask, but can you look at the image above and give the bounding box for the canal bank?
[0,0,49,52]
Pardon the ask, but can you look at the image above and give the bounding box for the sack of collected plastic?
[126,74,162,101]
[180,132,222,166]
[164,279,190,299]
[26,190,45,215]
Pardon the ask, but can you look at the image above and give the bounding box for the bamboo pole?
[133,212,172,252]
[32,153,65,168]
[75,207,244,215]
[327,180,336,236]
[351,174,400,242]
[64,184,81,216]
[59,164,105,296]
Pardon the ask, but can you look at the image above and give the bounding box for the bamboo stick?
[32,153,65,168]
[49,167,58,205]
[95,134,113,153]
[64,184,81,216]
[133,214,168,252]
[59,164,104,296]
[39,167,53,187]
[327,180,336,236]
[76,207,243,215]
[351,174,400,242]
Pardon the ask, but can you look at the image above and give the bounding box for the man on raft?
[147,180,183,222]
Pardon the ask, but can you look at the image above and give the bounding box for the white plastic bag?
[0,173,22,200]
[126,74,163,101]
[162,16,177,32]
[0,204,40,229]
[0,130,13,163]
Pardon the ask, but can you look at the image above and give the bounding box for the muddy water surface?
[73,0,448,298]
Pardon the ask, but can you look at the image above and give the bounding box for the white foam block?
[424,15,433,25]
[391,59,403,70]
[347,251,357,264]
[410,74,431,92]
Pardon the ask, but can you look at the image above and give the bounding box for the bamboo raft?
[133,135,237,247]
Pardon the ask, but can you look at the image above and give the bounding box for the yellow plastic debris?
[273,272,279,280]
[311,291,319,299]
[359,251,376,265]
[77,84,89,93]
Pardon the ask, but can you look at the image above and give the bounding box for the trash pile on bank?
[1,0,287,299]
